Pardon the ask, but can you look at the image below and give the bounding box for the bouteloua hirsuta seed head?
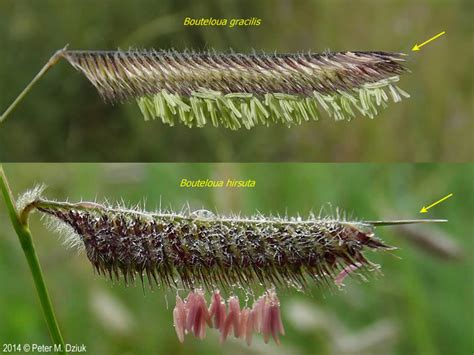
[19,193,394,292]
[58,49,410,129]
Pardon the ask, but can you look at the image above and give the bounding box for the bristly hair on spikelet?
[17,191,446,294]
[0,46,410,128]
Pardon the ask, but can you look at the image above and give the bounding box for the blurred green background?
[0,0,472,162]
[0,163,472,354]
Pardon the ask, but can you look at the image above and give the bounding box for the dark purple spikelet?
[27,199,393,291]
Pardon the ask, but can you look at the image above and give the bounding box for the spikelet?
[21,196,396,291]
[60,49,410,128]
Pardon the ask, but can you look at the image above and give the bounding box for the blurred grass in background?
[0,0,472,162]
[0,163,472,354]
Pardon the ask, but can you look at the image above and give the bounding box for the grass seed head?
[27,197,392,292]
[60,49,410,128]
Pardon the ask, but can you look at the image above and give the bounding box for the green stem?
[0,45,68,124]
[0,166,66,354]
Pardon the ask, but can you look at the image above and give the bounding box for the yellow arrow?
[420,193,453,213]
[412,31,446,51]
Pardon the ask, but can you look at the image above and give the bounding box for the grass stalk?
[0,166,66,354]
[0,45,68,124]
